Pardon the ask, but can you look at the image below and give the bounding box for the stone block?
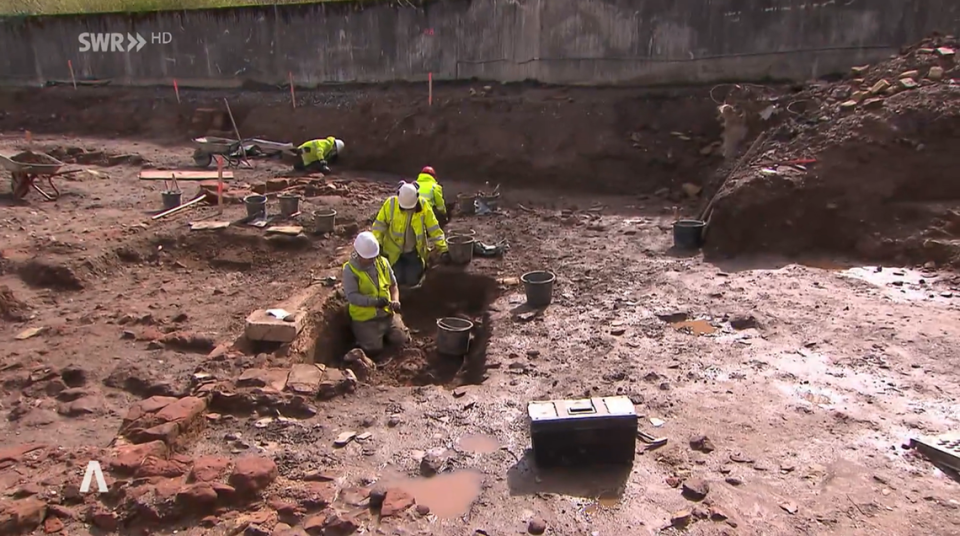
[285,364,325,396]
[317,368,357,400]
[245,310,304,343]
[237,368,289,392]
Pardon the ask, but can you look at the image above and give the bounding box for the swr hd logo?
[78,32,172,53]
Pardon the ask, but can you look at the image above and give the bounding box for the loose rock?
[229,456,278,495]
[670,510,693,528]
[420,452,445,476]
[380,488,415,517]
[681,479,709,501]
[689,435,716,453]
[527,517,547,534]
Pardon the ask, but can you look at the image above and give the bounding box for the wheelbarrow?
[191,136,248,168]
[0,152,79,202]
[191,137,294,168]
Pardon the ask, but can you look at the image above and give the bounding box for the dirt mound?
[17,258,84,290]
[706,34,960,266]
[0,285,29,322]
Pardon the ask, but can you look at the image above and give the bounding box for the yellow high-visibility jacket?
[371,196,447,265]
[298,137,335,166]
[343,256,392,322]
[416,173,446,215]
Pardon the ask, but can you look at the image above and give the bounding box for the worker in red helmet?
[415,166,448,229]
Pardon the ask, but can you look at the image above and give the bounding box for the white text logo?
[78,32,170,53]
[79,461,108,493]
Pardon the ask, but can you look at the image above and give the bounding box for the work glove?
[390,301,402,313]
[375,297,389,308]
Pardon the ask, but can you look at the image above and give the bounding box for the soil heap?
[706,34,960,267]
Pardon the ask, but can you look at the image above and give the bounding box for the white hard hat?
[354,231,379,259]
[335,139,345,154]
[398,182,419,209]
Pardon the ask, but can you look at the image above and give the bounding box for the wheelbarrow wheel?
[192,150,213,168]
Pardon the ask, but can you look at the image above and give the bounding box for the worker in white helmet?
[371,182,449,288]
[341,231,409,356]
[294,137,344,173]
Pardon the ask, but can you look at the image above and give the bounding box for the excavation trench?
[311,268,500,387]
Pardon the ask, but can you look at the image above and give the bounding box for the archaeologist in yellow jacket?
[372,182,449,287]
[341,231,410,355]
[416,166,448,228]
[294,137,344,173]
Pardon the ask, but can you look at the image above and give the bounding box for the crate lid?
[527,395,635,421]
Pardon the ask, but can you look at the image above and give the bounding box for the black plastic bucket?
[436,317,473,356]
[673,220,705,250]
[278,193,301,217]
[521,271,556,307]
[447,235,476,264]
[161,190,182,211]
[244,194,267,218]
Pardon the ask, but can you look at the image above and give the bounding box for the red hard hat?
[421,166,436,177]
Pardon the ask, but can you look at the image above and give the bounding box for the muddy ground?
[0,84,959,536]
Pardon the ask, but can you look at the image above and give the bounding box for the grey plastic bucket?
[521,271,556,307]
[278,193,301,217]
[161,190,182,211]
[447,235,475,265]
[314,208,337,233]
[673,220,705,250]
[458,193,476,215]
[436,317,473,356]
[447,228,476,239]
[243,194,267,218]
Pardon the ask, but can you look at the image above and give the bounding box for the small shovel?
[638,429,667,449]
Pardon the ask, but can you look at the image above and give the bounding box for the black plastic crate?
[528,396,637,468]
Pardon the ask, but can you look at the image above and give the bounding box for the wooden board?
[265,226,303,236]
[139,170,235,181]
[190,221,231,231]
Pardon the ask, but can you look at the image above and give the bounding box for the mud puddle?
[842,266,952,304]
[458,434,500,454]
[386,470,483,518]
[670,319,716,335]
[583,493,620,514]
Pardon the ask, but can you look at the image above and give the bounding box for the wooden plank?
[189,221,230,231]
[265,226,303,236]
[139,170,235,181]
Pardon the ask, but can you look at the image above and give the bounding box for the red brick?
[190,456,231,483]
[108,441,168,473]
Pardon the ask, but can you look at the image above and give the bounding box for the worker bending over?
[342,232,410,356]
[295,137,344,173]
[416,166,448,228]
[372,182,449,288]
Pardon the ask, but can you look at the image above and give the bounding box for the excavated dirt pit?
[312,268,500,387]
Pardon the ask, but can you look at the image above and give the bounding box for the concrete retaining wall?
[1,0,958,87]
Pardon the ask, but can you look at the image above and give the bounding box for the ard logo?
[79,461,108,493]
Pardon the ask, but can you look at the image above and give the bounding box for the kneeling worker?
[416,166,449,228]
[342,231,410,356]
[295,136,344,173]
[372,182,449,288]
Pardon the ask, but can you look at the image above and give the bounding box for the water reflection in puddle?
[583,493,621,514]
[458,434,500,454]
[385,470,483,518]
[670,319,717,335]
